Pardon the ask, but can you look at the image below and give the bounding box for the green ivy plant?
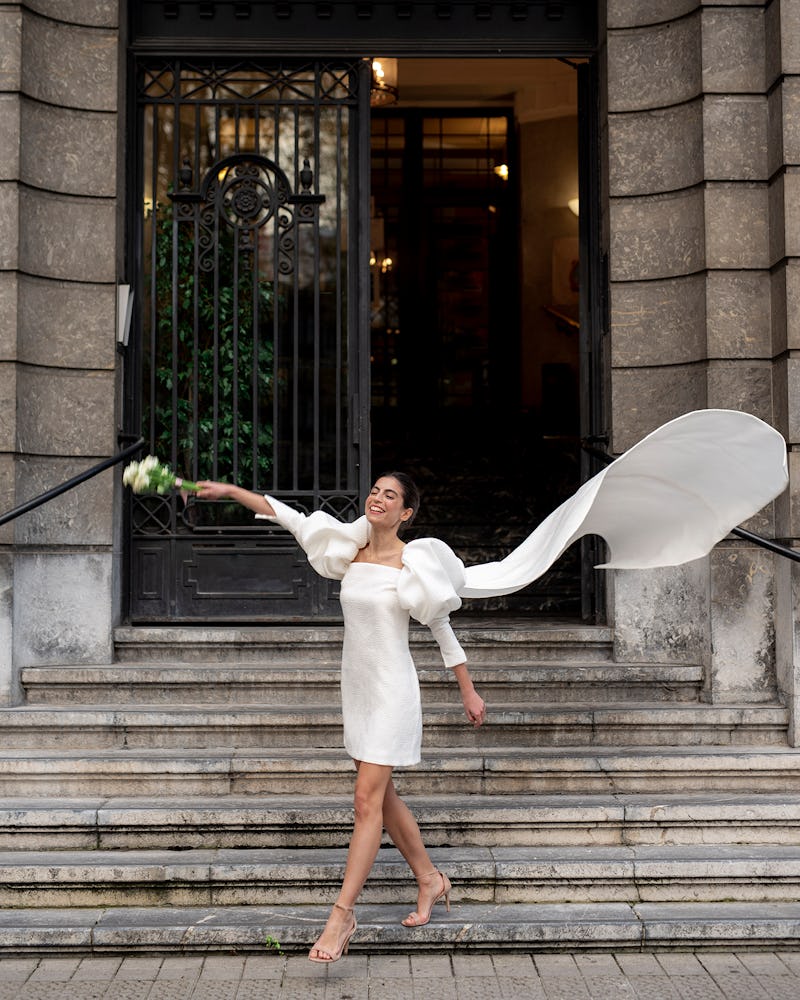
[144,197,275,488]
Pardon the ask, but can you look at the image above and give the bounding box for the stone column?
[0,2,120,704]
[769,0,800,743]
[606,2,781,709]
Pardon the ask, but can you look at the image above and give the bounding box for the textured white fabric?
[461,409,789,597]
[339,563,423,765]
[256,496,368,579]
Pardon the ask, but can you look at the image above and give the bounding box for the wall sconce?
[371,58,399,106]
[494,163,509,181]
[568,198,579,216]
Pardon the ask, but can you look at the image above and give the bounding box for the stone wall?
[0,1,120,703]
[606,1,790,717]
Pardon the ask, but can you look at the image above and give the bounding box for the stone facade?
[606,0,800,737]
[0,1,120,702]
[0,2,798,741]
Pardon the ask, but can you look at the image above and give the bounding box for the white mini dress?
[259,496,467,767]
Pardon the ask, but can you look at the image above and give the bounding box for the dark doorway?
[369,60,584,616]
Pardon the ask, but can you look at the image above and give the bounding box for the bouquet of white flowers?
[122,455,199,495]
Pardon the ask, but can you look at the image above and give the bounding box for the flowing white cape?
[460,409,789,598]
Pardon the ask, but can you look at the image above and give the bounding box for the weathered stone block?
[609,188,705,281]
[706,270,771,359]
[778,258,800,351]
[773,356,800,443]
[19,100,117,197]
[20,9,117,113]
[0,182,18,270]
[0,95,19,178]
[704,183,769,269]
[769,170,800,263]
[706,361,773,425]
[17,187,115,282]
[13,456,114,546]
[610,274,706,367]
[774,556,800,746]
[767,85,785,179]
[24,0,119,28]
[0,451,14,546]
[769,172,787,265]
[779,78,800,168]
[610,364,706,452]
[15,366,115,457]
[783,169,800,258]
[709,546,778,704]
[701,6,765,93]
[0,8,21,92]
[17,275,115,370]
[0,271,17,359]
[0,362,15,452]
[0,552,17,705]
[611,561,708,665]
[774,449,800,540]
[765,0,782,87]
[13,551,113,666]
[609,101,703,197]
[703,95,768,181]
[607,14,702,113]
[772,0,800,77]
[607,1,698,30]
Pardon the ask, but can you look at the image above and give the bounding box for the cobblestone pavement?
[1,952,800,999]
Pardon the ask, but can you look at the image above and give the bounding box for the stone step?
[1,746,800,798]
[2,793,800,851]
[0,703,786,749]
[2,845,800,909]
[4,901,800,954]
[20,661,703,705]
[113,623,615,665]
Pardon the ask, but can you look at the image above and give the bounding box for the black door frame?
[124,2,604,622]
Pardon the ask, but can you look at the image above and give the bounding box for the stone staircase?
[1,623,800,954]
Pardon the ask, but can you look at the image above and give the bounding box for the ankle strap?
[334,902,354,913]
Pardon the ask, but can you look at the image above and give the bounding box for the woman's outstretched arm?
[195,481,275,518]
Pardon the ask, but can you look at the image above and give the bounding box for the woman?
[191,408,790,961]
[195,472,486,963]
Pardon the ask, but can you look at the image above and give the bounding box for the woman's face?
[365,476,412,532]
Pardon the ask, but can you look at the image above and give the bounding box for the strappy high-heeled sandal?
[308,902,358,963]
[401,869,452,927]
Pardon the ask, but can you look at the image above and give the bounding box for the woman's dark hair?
[379,471,420,531]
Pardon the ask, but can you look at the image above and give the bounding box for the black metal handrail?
[0,438,145,529]
[581,439,800,565]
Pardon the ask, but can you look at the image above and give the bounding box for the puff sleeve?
[398,538,467,669]
[256,495,369,580]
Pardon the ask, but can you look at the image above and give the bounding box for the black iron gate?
[128,59,371,620]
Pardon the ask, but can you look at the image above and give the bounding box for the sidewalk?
[1,951,799,999]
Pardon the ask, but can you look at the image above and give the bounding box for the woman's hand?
[451,662,486,727]
[462,688,486,728]
[195,480,232,501]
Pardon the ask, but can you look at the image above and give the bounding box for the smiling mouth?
[369,505,384,514]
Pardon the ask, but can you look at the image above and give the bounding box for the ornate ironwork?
[128,58,369,620]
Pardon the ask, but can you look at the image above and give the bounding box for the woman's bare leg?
[380,778,450,924]
[308,761,394,961]
[380,779,435,876]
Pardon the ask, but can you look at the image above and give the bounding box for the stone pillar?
[606,2,781,708]
[0,2,120,703]
[768,0,800,743]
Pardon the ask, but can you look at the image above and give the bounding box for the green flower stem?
[175,477,200,492]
